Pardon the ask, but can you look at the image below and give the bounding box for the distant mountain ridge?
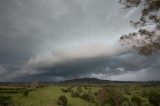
[1,78,160,85]
[59,78,160,84]
[61,78,110,84]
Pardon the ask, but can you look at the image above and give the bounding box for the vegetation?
[148,91,160,106]
[57,95,68,106]
[0,82,160,106]
[119,0,160,56]
[22,89,29,97]
[0,96,12,106]
[131,96,142,106]
[96,88,109,106]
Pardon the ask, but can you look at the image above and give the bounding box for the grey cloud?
[87,68,160,81]
[12,42,126,77]
[0,0,159,81]
[0,66,5,74]
[11,49,160,81]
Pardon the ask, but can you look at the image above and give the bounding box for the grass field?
[1,86,96,106]
[0,83,160,106]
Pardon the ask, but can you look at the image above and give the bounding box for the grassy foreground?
[12,86,95,106]
[0,83,160,106]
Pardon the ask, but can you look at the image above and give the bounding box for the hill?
[61,78,111,84]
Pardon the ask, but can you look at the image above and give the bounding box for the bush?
[22,89,29,97]
[122,97,130,105]
[61,88,68,93]
[61,87,72,93]
[106,88,123,106]
[131,96,142,106]
[76,86,82,94]
[0,96,12,106]
[57,95,68,106]
[30,80,41,89]
[96,89,109,106]
[81,93,95,103]
[71,92,80,97]
[148,92,160,106]
[124,87,131,95]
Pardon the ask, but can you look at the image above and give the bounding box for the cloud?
[116,67,125,72]
[82,66,160,81]
[0,65,16,81]
[20,42,127,74]
[0,66,5,74]
[108,68,160,81]
[10,43,160,81]
[0,0,160,81]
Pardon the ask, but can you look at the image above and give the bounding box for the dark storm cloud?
[11,50,160,81]
[0,0,159,81]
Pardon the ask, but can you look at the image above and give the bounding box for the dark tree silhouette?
[119,0,160,56]
[57,95,68,106]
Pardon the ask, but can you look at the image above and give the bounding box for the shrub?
[76,86,82,93]
[71,92,80,97]
[124,87,131,95]
[148,92,160,106]
[30,80,41,89]
[61,88,68,93]
[57,95,68,106]
[96,89,109,106]
[81,93,95,103]
[22,89,29,97]
[81,93,90,101]
[0,96,12,106]
[141,90,148,97]
[94,92,98,96]
[131,96,142,106]
[108,89,123,106]
[122,97,130,105]
[61,87,72,93]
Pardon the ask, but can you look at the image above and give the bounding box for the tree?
[57,95,68,106]
[96,89,109,106]
[110,89,123,106]
[30,80,41,89]
[119,0,160,56]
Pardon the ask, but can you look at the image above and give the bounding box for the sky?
[0,0,160,82]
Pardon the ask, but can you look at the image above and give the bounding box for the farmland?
[0,79,160,106]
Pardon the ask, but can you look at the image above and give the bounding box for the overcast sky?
[0,0,160,82]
